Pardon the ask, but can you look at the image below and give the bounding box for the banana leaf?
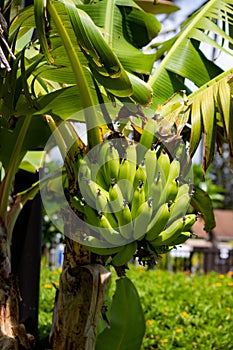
[13,0,154,110]
[135,0,180,14]
[73,0,160,74]
[95,277,145,350]
[157,68,233,171]
[191,187,216,232]
[0,116,51,170]
[148,0,233,106]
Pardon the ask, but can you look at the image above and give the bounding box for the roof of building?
[192,209,233,241]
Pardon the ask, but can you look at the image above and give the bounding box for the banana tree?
[35,0,232,349]
[0,0,232,349]
[0,0,164,348]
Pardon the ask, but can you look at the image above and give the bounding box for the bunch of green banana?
[71,135,196,266]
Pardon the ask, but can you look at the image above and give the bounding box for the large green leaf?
[191,187,216,232]
[10,0,155,115]
[34,0,54,63]
[95,277,145,350]
[76,0,159,75]
[149,0,233,106]
[0,116,51,169]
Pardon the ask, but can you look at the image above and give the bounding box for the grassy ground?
[39,266,233,349]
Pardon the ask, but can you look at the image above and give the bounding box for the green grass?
[39,266,233,349]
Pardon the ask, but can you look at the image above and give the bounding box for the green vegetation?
[39,266,233,349]
[0,0,233,347]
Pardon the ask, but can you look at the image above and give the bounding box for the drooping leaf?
[9,5,35,45]
[189,96,202,159]
[126,72,153,106]
[116,2,161,48]
[34,0,54,63]
[77,0,158,74]
[160,68,233,170]
[95,277,145,350]
[69,7,122,77]
[191,187,216,232]
[201,87,216,170]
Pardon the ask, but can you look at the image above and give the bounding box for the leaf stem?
[47,0,102,148]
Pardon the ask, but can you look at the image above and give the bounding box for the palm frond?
[149,0,233,106]
[157,68,233,170]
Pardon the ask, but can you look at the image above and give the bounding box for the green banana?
[85,238,123,255]
[167,158,181,183]
[133,200,153,240]
[149,174,166,210]
[175,183,191,198]
[96,189,109,212]
[133,162,147,195]
[125,141,137,165]
[102,143,120,186]
[118,158,135,202]
[131,181,146,219]
[97,138,112,168]
[111,241,137,266]
[89,160,108,190]
[78,158,91,180]
[150,217,184,247]
[164,179,179,202]
[79,178,109,208]
[145,203,170,241]
[96,190,118,228]
[168,192,191,225]
[117,201,134,240]
[138,118,158,163]
[182,214,197,231]
[157,152,170,180]
[98,213,125,245]
[109,182,124,216]
[144,147,157,187]
[162,158,181,202]
[170,231,192,246]
[71,196,85,213]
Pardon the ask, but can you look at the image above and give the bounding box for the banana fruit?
[71,137,196,266]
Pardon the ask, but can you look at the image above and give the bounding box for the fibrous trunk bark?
[50,236,111,350]
[0,219,34,349]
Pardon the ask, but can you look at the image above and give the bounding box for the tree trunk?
[50,237,111,350]
[0,220,35,350]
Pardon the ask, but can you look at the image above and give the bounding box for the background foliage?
[39,266,233,349]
